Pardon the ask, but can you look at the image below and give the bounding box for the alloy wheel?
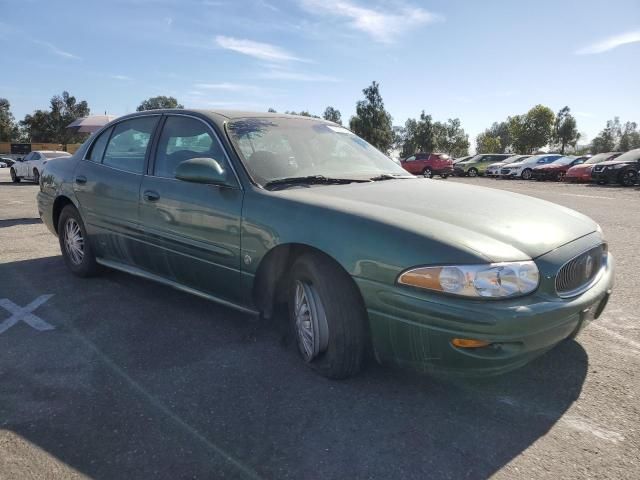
[423,168,433,178]
[64,218,85,265]
[522,169,532,180]
[293,280,329,362]
[621,171,638,187]
[468,168,478,177]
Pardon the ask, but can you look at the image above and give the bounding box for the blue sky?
[1,0,639,147]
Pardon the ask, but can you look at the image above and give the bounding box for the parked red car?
[400,153,454,178]
[531,155,590,181]
[565,152,622,183]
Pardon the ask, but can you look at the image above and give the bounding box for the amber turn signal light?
[451,338,491,348]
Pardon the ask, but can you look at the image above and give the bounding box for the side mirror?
[17,157,23,162]
[175,157,228,185]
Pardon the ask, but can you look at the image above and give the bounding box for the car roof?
[33,150,70,154]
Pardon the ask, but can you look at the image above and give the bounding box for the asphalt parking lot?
[1,168,639,480]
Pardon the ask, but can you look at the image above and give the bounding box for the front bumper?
[566,171,591,182]
[356,236,614,376]
[591,168,619,184]
[531,169,558,180]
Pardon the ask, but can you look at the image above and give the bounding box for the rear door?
[401,155,418,174]
[73,115,160,265]
[16,153,31,176]
[138,114,244,303]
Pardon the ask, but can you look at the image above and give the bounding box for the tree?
[591,117,621,153]
[618,121,640,151]
[553,106,579,154]
[267,108,277,113]
[399,111,434,157]
[21,91,90,145]
[349,81,394,153]
[476,132,501,154]
[0,98,19,141]
[433,118,470,157]
[136,96,183,111]
[323,106,342,125]
[285,110,320,118]
[507,105,555,153]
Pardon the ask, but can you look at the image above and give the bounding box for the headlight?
[398,261,539,298]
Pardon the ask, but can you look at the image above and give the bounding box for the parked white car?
[486,155,530,177]
[499,154,562,179]
[10,150,71,183]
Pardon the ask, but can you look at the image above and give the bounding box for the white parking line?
[590,323,640,353]
[559,193,615,200]
[0,295,55,334]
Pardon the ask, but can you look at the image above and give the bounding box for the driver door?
[138,114,244,303]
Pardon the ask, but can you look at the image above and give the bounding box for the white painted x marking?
[0,295,55,334]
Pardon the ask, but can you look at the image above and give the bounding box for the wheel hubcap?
[64,218,84,265]
[294,280,329,362]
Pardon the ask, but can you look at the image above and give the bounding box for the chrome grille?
[555,245,605,297]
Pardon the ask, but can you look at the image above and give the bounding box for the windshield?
[504,155,527,164]
[585,153,611,164]
[226,117,407,185]
[43,152,71,159]
[612,149,640,163]
[551,156,576,166]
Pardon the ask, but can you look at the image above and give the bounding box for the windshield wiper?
[264,175,370,190]
[369,173,416,181]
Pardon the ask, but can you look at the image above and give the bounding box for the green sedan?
[37,110,614,379]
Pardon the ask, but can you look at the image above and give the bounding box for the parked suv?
[10,150,71,183]
[591,148,640,186]
[565,152,622,183]
[500,154,563,179]
[531,155,590,181]
[454,154,513,177]
[400,153,454,178]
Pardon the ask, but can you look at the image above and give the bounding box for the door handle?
[143,190,160,202]
[75,175,87,184]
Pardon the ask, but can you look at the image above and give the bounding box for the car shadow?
[0,217,42,228]
[0,256,589,479]
[0,180,38,187]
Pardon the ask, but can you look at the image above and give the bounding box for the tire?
[521,168,532,180]
[288,252,367,379]
[33,169,40,184]
[467,168,478,177]
[422,167,433,178]
[57,205,100,277]
[10,168,20,183]
[620,170,638,187]
[557,172,566,182]
[441,174,449,179]
[597,180,607,185]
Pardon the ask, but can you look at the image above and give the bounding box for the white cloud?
[300,0,443,43]
[576,30,640,54]
[215,35,307,62]
[111,74,132,81]
[259,69,339,82]
[194,82,262,93]
[34,40,80,59]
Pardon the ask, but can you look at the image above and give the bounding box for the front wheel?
[422,167,433,178]
[441,174,449,179]
[33,169,40,184]
[557,172,566,182]
[58,205,100,277]
[620,170,638,187]
[288,253,367,379]
[10,168,20,183]
[521,168,532,180]
[467,168,478,177]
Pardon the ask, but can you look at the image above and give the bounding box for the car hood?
[278,179,598,261]
[597,159,635,167]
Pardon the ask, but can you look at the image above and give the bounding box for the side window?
[32,153,41,161]
[405,156,416,162]
[23,153,33,161]
[103,117,158,174]
[154,116,227,179]
[86,127,112,162]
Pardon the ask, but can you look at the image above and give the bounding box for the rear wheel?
[557,171,566,182]
[422,167,433,178]
[58,205,100,277]
[288,252,367,379]
[521,168,532,180]
[10,168,20,183]
[620,170,638,187]
[467,168,478,177]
